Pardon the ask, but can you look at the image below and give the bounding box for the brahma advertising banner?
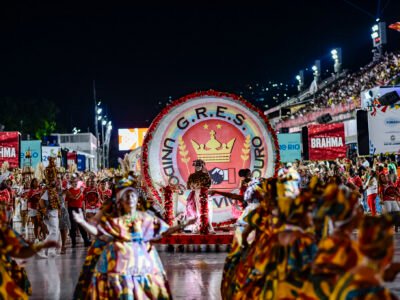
[42,146,61,167]
[277,133,301,162]
[308,123,346,160]
[20,140,42,168]
[0,132,20,168]
[368,107,400,154]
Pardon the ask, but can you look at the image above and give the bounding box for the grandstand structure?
[265,52,400,144]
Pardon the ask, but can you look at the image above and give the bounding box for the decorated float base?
[154,230,234,252]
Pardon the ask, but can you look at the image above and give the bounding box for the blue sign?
[277,133,302,162]
[77,154,86,171]
[20,140,42,168]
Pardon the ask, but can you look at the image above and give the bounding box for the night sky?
[1,1,400,133]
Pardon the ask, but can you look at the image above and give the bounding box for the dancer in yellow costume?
[230,178,278,300]
[330,214,398,300]
[299,184,362,300]
[0,188,58,300]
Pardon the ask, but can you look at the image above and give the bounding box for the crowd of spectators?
[287,52,400,120]
[283,154,400,232]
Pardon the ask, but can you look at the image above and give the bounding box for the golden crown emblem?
[191,130,236,163]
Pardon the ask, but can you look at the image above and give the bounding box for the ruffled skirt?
[87,272,172,300]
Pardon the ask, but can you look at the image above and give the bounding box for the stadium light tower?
[371,21,387,59]
[331,48,342,76]
[93,81,99,170]
[101,116,107,168]
[105,121,112,167]
[296,70,304,92]
[312,60,321,83]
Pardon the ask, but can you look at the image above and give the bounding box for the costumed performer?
[379,171,400,232]
[330,215,399,299]
[208,168,252,220]
[254,178,317,300]
[0,186,58,299]
[218,176,267,300]
[72,178,196,300]
[27,178,43,241]
[299,183,362,300]
[37,157,61,258]
[228,178,278,300]
[185,159,213,234]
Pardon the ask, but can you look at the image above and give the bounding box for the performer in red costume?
[84,177,101,220]
[185,159,213,234]
[209,169,252,218]
[65,174,91,248]
[98,178,112,204]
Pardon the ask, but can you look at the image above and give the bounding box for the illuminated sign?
[118,128,148,151]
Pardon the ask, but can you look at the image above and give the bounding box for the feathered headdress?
[68,162,77,174]
[1,161,10,174]
[118,153,136,177]
[35,163,45,182]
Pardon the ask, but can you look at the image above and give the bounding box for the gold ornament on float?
[190,130,235,163]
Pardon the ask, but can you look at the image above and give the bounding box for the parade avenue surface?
[24,234,400,300]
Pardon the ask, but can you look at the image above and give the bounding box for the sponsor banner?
[368,107,400,154]
[77,154,86,171]
[361,86,400,109]
[361,86,380,109]
[20,140,42,168]
[141,90,279,222]
[308,123,346,160]
[277,133,302,162]
[42,146,61,167]
[118,128,148,151]
[0,132,20,168]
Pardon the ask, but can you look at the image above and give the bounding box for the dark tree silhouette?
[0,97,60,139]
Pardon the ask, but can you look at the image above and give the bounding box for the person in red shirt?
[347,168,366,212]
[347,168,363,191]
[98,178,112,204]
[65,174,91,248]
[378,170,400,232]
[84,177,101,220]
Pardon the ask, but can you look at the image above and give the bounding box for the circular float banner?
[142,90,280,222]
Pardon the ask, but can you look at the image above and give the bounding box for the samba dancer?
[0,178,58,299]
[73,179,196,299]
[37,157,61,257]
